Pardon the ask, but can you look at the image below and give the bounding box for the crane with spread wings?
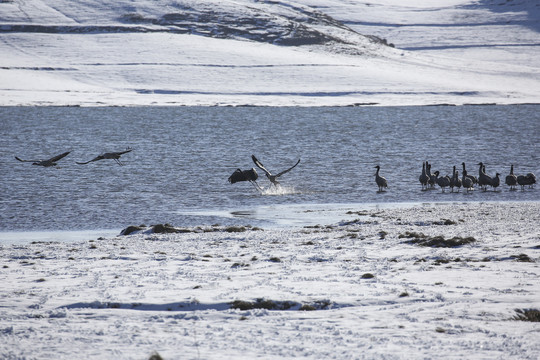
[76,148,132,166]
[251,155,300,186]
[15,151,70,167]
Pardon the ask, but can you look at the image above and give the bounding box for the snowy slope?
[0,0,539,106]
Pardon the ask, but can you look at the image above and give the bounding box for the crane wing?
[15,156,40,163]
[47,151,70,163]
[114,148,133,156]
[251,155,272,177]
[275,158,300,178]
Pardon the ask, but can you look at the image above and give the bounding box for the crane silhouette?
[419,161,429,190]
[228,168,261,191]
[251,155,300,186]
[15,151,70,167]
[374,165,388,192]
[77,148,132,165]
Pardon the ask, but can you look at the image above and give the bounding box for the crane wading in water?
[374,165,388,192]
[505,165,517,190]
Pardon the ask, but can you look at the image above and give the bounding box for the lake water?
[1,105,538,237]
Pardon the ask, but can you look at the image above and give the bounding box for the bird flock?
[15,149,536,194]
[414,161,536,193]
[15,148,133,167]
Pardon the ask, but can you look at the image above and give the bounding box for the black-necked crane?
[461,162,478,186]
[419,162,429,190]
[491,173,501,191]
[437,172,451,192]
[251,155,300,187]
[427,161,436,188]
[462,169,474,193]
[450,166,462,192]
[477,162,492,191]
[374,165,388,192]
[15,151,70,167]
[505,165,517,190]
[77,148,132,165]
[517,172,536,190]
[228,168,261,191]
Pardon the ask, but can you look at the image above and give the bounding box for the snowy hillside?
[1,0,539,106]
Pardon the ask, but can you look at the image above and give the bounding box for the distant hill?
[0,0,539,106]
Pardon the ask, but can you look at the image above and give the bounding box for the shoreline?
[2,200,539,243]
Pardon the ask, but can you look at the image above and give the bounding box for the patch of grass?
[399,232,476,247]
[399,292,409,297]
[230,299,332,311]
[510,254,534,262]
[231,262,250,268]
[398,231,424,239]
[225,226,247,233]
[433,258,450,265]
[361,273,375,279]
[513,309,540,322]
[35,278,46,282]
[434,219,457,225]
[230,299,295,311]
[152,224,185,234]
[269,257,282,263]
[346,210,370,216]
[310,300,332,309]
[378,231,387,239]
[435,327,446,333]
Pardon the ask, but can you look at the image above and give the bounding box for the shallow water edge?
[2,200,538,244]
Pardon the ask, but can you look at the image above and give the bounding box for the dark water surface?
[1,105,538,234]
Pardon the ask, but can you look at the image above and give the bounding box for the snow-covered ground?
[1,0,539,106]
[1,202,539,359]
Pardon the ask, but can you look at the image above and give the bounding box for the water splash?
[259,185,300,196]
